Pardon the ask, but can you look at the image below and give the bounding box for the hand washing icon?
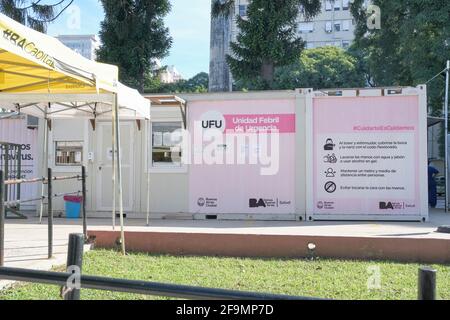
[324,154,338,164]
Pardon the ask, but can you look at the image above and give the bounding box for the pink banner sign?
[224,114,296,133]
[312,96,422,216]
[188,99,296,215]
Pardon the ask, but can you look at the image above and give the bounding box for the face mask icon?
[324,154,337,164]
[324,139,335,151]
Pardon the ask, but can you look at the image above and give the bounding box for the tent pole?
[146,120,150,226]
[112,107,116,230]
[39,113,49,224]
[445,60,449,213]
[113,93,126,255]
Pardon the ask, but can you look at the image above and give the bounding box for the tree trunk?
[137,70,145,94]
[209,0,234,92]
[261,59,275,86]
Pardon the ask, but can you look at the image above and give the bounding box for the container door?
[96,122,134,212]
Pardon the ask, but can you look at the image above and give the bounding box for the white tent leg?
[146,120,150,226]
[113,94,126,255]
[445,60,449,213]
[39,118,49,224]
[112,111,116,230]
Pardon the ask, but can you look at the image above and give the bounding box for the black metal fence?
[0,233,439,300]
[0,142,23,219]
[0,168,87,266]
[0,234,323,300]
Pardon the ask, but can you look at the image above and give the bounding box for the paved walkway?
[0,218,83,290]
[1,209,450,289]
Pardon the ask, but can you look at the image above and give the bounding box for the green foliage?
[0,0,73,32]
[97,0,173,93]
[351,0,450,114]
[218,0,321,89]
[211,0,234,17]
[144,72,209,94]
[273,47,366,90]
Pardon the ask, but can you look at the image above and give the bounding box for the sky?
[47,0,211,79]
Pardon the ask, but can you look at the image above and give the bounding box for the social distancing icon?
[325,168,336,178]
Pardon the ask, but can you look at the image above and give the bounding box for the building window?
[334,0,341,10]
[325,21,333,33]
[152,122,183,167]
[342,20,351,31]
[342,0,350,10]
[334,21,341,32]
[239,5,247,17]
[55,141,83,166]
[325,0,332,11]
[342,40,350,48]
[299,22,314,33]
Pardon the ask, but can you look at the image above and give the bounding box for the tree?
[145,72,209,94]
[212,0,321,89]
[0,0,74,32]
[97,0,172,93]
[351,0,450,114]
[180,72,209,93]
[273,47,366,90]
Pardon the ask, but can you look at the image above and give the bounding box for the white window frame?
[54,141,84,168]
[299,22,314,33]
[238,4,247,17]
[334,0,341,10]
[148,120,187,174]
[325,21,333,33]
[325,0,332,11]
[49,121,88,173]
[334,20,342,32]
[342,20,351,31]
[342,0,350,10]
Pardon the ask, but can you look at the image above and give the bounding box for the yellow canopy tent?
[0,13,116,93]
[0,13,150,254]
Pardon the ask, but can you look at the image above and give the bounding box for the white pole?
[445,60,449,213]
[113,94,126,255]
[39,116,49,224]
[112,109,116,230]
[146,120,150,226]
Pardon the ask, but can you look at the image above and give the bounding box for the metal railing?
[0,233,439,301]
[0,142,23,219]
[0,267,317,300]
[0,168,88,266]
[0,234,323,300]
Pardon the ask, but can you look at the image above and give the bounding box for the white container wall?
[27,87,428,221]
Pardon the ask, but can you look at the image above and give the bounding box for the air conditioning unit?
[27,115,39,130]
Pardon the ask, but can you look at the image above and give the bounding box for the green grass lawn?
[1,250,449,300]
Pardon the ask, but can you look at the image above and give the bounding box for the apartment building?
[210,0,358,92]
[56,34,100,61]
